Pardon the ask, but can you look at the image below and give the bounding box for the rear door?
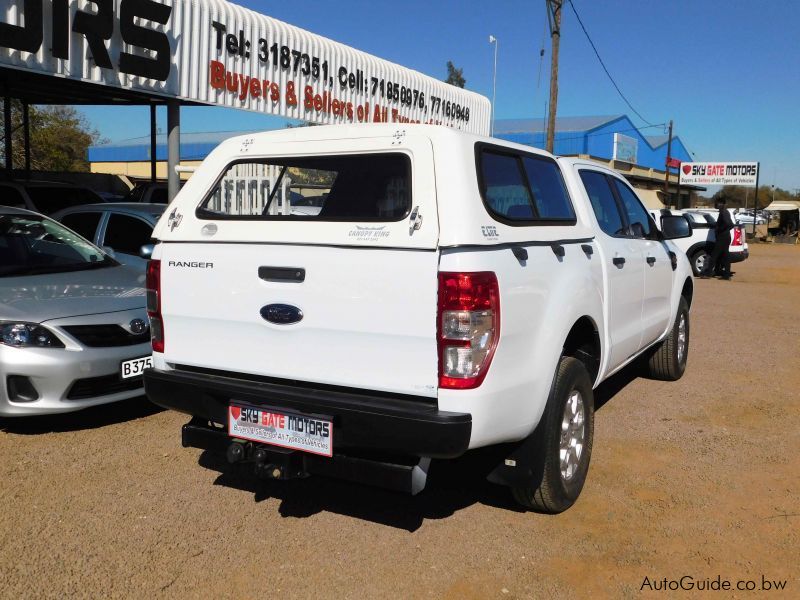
[158,135,440,398]
[578,169,645,369]
[609,177,673,346]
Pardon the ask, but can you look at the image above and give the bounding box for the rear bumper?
[144,368,471,459]
[730,249,748,263]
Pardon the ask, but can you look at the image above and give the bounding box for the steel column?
[23,102,30,177]
[4,96,12,176]
[167,100,180,201]
[150,104,157,183]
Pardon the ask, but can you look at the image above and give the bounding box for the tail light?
[438,272,500,389]
[732,227,743,247]
[146,259,164,353]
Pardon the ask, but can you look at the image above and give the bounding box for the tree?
[712,185,798,209]
[445,61,466,88]
[0,100,101,172]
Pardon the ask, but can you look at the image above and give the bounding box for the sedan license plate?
[120,356,153,379]
[228,405,333,457]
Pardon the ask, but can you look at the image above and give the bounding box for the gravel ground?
[1,243,798,599]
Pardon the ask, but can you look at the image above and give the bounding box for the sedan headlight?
[0,322,65,348]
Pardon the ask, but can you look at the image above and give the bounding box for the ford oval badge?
[261,304,303,325]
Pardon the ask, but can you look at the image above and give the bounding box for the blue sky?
[83,0,800,191]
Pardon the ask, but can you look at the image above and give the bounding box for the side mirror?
[662,215,692,240]
[102,245,116,259]
[139,243,154,259]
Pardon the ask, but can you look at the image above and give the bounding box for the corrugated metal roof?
[1,0,491,134]
[645,135,670,147]
[493,115,623,135]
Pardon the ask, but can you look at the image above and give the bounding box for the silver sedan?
[1,206,152,416]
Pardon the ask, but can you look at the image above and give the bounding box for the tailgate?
[159,243,439,397]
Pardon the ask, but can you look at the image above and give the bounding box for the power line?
[567,0,654,127]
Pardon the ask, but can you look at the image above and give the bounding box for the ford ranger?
[143,124,694,513]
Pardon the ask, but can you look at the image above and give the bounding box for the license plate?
[120,355,153,379]
[228,405,333,457]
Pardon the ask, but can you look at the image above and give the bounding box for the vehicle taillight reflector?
[146,259,164,353]
[437,272,500,389]
[732,227,743,246]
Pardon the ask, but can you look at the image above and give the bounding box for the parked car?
[123,182,182,204]
[0,206,151,416]
[143,124,694,513]
[0,180,105,215]
[733,211,767,225]
[658,209,748,275]
[52,203,165,270]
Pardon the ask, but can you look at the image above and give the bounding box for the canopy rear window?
[197,153,411,221]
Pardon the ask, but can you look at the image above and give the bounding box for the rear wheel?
[643,297,690,381]
[690,249,709,276]
[512,357,594,514]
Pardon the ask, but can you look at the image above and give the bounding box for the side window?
[480,151,534,219]
[103,214,153,255]
[611,179,654,239]
[0,186,27,208]
[579,171,626,237]
[60,212,102,242]
[521,157,575,219]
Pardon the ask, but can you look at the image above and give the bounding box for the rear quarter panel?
[438,242,605,448]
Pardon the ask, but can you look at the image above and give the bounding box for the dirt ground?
[1,244,798,599]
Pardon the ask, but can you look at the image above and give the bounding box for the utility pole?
[663,119,673,204]
[545,0,563,153]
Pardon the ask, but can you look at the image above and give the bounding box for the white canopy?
[764,200,800,211]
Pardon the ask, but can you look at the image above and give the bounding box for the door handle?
[646,256,656,265]
[258,266,305,282]
[612,257,626,267]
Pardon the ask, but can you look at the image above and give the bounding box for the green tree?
[445,61,466,88]
[712,185,797,209]
[0,100,101,172]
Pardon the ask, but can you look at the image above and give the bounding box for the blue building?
[494,115,699,207]
[89,115,699,206]
[494,115,693,170]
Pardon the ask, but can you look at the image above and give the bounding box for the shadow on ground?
[0,395,163,435]
[196,363,643,531]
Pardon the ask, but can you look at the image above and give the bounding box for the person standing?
[702,198,734,280]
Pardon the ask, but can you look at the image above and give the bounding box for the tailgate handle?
[258,267,305,283]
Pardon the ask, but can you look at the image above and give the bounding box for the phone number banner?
[679,162,759,186]
[0,0,491,135]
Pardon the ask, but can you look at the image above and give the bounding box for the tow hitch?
[225,439,307,480]
[182,418,431,494]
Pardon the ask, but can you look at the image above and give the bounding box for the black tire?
[512,357,594,514]
[690,249,709,276]
[644,297,690,381]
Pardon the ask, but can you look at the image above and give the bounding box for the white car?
[0,206,151,416]
[143,124,693,513]
[652,209,748,276]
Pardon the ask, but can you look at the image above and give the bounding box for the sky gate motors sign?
[0,0,490,135]
[679,162,759,186]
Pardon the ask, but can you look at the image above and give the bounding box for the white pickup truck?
[143,124,694,513]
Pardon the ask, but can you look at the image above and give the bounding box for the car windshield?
[26,186,104,214]
[0,213,116,277]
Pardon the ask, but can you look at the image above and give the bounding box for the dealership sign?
[0,0,490,134]
[679,162,759,186]
[613,133,638,164]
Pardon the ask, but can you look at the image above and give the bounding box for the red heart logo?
[682,165,691,175]
[230,406,240,420]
